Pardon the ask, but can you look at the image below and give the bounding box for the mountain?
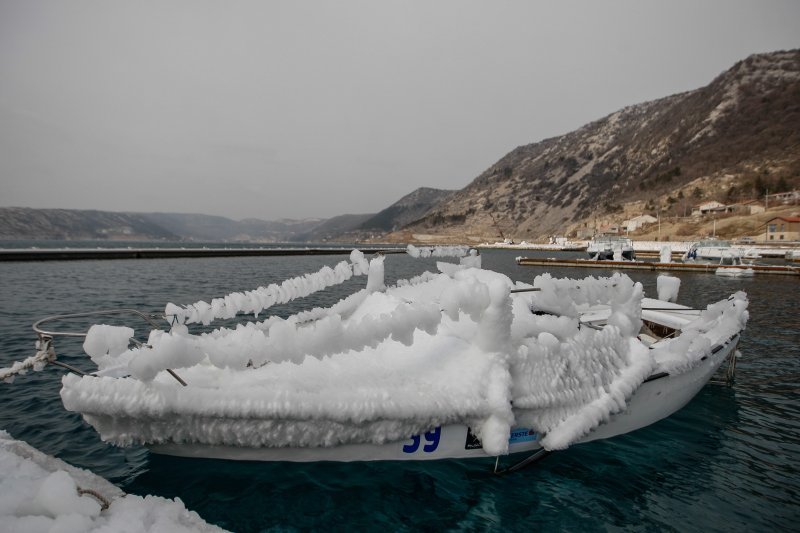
[294,213,375,242]
[397,49,800,242]
[0,207,181,241]
[0,187,452,242]
[0,208,325,242]
[140,212,323,242]
[293,187,455,242]
[357,187,456,232]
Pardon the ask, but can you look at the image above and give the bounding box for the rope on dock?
[77,487,112,510]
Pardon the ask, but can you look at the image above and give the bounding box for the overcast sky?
[1,1,799,221]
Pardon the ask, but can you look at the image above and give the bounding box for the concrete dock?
[516,257,799,276]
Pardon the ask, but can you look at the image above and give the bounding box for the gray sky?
[1,1,799,221]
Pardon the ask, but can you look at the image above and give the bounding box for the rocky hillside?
[398,49,800,243]
[300,187,456,242]
[357,187,455,233]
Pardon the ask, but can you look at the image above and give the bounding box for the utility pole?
[657,211,661,241]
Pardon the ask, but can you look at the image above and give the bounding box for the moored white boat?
[714,251,756,277]
[684,239,760,262]
[8,248,748,467]
[587,236,636,261]
[715,267,755,278]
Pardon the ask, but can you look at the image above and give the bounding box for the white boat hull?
[715,267,754,277]
[149,425,541,462]
[579,334,737,443]
[149,335,738,462]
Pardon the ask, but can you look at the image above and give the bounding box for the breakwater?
[0,247,404,262]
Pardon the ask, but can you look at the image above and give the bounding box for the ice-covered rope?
[406,244,469,258]
[0,343,53,383]
[124,269,506,379]
[165,250,372,326]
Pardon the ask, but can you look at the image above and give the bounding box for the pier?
[0,247,405,262]
[516,257,799,276]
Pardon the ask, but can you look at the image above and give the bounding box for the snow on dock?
[0,430,225,532]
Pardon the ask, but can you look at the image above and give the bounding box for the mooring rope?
[77,487,111,511]
[0,340,54,382]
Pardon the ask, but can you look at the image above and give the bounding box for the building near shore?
[766,190,800,206]
[762,216,800,242]
[691,201,727,216]
[622,215,657,232]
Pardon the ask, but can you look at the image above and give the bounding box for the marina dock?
[482,241,797,259]
[634,249,789,259]
[516,257,799,276]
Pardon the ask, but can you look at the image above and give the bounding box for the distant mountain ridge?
[0,187,453,242]
[140,212,324,242]
[0,207,181,241]
[0,207,325,242]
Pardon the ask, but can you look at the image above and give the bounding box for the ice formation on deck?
[656,275,681,303]
[61,252,748,456]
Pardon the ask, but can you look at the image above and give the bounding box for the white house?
[622,215,657,232]
[597,223,621,235]
[729,199,766,215]
[691,201,727,216]
[766,190,800,205]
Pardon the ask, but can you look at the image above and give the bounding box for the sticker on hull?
[464,427,538,450]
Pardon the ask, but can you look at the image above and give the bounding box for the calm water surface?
[1,248,798,531]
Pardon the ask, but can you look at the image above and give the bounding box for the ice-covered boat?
[10,248,748,469]
[715,254,755,278]
[684,239,760,262]
[587,236,636,261]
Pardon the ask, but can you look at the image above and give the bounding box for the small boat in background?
[548,236,588,252]
[715,266,755,278]
[684,239,760,263]
[587,236,635,261]
[560,241,588,251]
[715,253,755,278]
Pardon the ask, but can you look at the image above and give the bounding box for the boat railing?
[27,309,189,386]
[32,308,164,339]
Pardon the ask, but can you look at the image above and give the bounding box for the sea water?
[0,247,798,531]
